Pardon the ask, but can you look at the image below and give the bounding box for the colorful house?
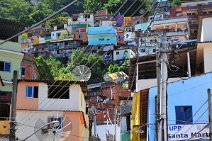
[16,80,89,141]
[87,26,117,46]
[20,53,39,79]
[113,49,136,61]
[0,40,24,135]
[147,72,212,141]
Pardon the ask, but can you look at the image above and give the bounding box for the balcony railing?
[154,17,188,25]
[166,31,189,36]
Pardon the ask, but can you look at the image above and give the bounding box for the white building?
[16,80,89,141]
[113,49,136,61]
[68,13,94,26]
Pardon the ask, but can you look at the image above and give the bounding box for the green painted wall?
[0,52,23,81]
[121,131,130,141]
[0,41,23,92]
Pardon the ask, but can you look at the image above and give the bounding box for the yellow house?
[124,17,132,27]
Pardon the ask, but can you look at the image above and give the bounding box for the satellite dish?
[139,9,145,15]
[34,116,72,141]
[72,65,91,81]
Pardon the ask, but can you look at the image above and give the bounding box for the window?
[21,67,26,76]
[26,86,38,98]
[116,51,119,55]
[0,61,11,72]
[175,106,192,124]
[91,92,97,96]
[48,86,69,99]
[56,33,61,37]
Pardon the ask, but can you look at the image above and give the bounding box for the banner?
[168,124,210,140]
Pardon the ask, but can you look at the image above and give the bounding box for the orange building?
[16,80,89,141]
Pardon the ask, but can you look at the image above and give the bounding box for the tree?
[35,56,54,80]
[35,56,73,80]
[68,49,106,83]
[107,60,129,74]
[172,0,181,7]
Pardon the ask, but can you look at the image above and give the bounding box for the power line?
[16,0,130,128]
[16,0,135,135]
[0,0,79,45]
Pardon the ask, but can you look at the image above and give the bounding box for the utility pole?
[208,89,212,141]
[114,107,117,141]
[91,106,97,137]
[158,35,168,141]
[156,45,161,139]
[9,71,18,141]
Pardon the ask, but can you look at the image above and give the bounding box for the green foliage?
[21,33,28,39]
[68,49,106,83]
[0,0,70,26]
[35,56,73,80]
[107,60,129,74]
[172,0,181,6]
[35,56,54,80]
[83,0,124,13]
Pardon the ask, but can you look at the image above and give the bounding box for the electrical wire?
[0,0,79,45]
[119,0,160,122]
[16,0,137,134]
[15,0,130,126]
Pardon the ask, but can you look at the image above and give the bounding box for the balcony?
[154,17,188,25]
[141,42,157,47]
[166,31,189,36]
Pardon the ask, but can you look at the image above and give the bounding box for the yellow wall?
[124,17,132,27]
[131,93,141,141]
[0,120,9,135]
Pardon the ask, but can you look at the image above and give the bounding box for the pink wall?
[63,112,87,141]
[16,82,39,110]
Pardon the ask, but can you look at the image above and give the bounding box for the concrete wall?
[204,47,212,73]
[16,110,88,141]
[0,120,9,135]
[17,81,39,110]
[17,82,86,112]
[124,32,136,42]
[38,83,82,111]
[201,17,212,42]
[136,78,184,92]
[92,124,121,141]
[147,73,212,141]
[113,49,136,61]
[0,50,23,82]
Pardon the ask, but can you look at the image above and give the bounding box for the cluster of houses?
[1,0,212,141]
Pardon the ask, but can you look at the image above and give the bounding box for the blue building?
[147,72,212,141]
[87,26,117,45]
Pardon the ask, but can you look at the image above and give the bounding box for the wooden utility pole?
[158,36,168,141]
[208,89,212,141]
[9,71,18,141]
